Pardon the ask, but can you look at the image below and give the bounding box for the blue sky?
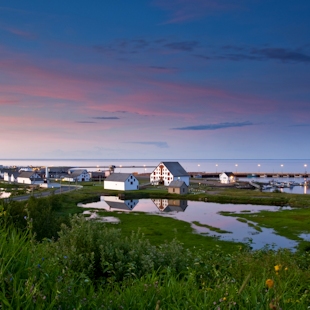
[1,0,310,159]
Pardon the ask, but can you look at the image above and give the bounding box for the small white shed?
[104,173,139,191]
[219,172,236,184]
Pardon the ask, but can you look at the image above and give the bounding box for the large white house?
[104,173,139,191]
[150,162,189,186]
[219,172,236,184]
[17,171,43,185]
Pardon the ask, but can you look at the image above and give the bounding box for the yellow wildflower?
[274,265,281,272]
[265,279,274,288]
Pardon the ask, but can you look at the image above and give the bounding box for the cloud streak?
[128,141,169,148]
[197,46,310,63]
[91,116,120,120]
[172,121,254,130]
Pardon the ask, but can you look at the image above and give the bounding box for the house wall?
[104,176,139,191]
[3,173,10,182]
[17,177,32,184]
[150,164,189,186]
[168,184,188,194]
[219,174,235,184]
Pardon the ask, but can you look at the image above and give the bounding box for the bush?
[49,215,192,283]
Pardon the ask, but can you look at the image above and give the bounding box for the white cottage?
[17,171,43,184]
[104,173,139,191]
[63,169,90,182]
[219,172,236,184]
[150,162,189,186]
[4,171,19,183]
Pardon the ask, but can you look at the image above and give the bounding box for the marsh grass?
[1,217,310,309]
[192,221,232,234]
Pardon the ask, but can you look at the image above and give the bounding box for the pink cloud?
[0,46,279,123]
[4,26,36,39]
[153,0,242,23]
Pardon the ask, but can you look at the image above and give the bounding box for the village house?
[104,173,139,191]
[89,170,110,181]
[150,161,189,186]
[219,172,236,184]
[17,171,43,185]
[4,171,19,183]
[62,169,90,182]
[167,180,188,194]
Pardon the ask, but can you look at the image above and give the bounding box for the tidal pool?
[78,196,301,250]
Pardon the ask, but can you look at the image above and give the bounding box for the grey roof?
[69,170,88,177]
[160,162,188,176]
[222,172,235,176]
[18,171,36,178]
[105,173,134,182]
[168,180,187,188]
[12,172,19,178]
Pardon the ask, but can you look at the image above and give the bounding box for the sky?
[1,0,310,160]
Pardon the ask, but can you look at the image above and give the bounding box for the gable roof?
[168,180,187,188]
[69,170,88,178]
[221,172,235,176]
[105,173,134,182]
[161,162,188,176]
[18,171,36,178]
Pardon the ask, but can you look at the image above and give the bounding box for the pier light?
[258,164,261,173]
[304,164,307,174]
[215,164,218,173]
[235,164,238,173]
[281,164,283,174]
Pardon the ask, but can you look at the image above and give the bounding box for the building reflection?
[101,196,138,211]
[100,196,188,213]
[152,199,188,212]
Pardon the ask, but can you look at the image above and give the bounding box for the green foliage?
[1,217,310,309]
[49,215,192,283]
[1,195,69,241]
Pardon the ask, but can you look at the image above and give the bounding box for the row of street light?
[196,164,308,174]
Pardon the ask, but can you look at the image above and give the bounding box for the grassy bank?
[1,217,310,309]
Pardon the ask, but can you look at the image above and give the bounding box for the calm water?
[1,158,309,174]
[239,177,310,195]
[79,197,301,251]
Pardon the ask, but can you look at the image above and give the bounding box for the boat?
[262,184,272,190]
[272,174,279,178]
[260,174,267,178]
[294,175,303,178]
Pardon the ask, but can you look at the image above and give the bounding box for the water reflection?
[152,199,188,212]
[239,177,309,194]
[78,196,301,250]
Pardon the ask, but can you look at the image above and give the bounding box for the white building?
[4,171,19,183]
[17,171,43,185]
[63,169,90,182]
[150,162,189,186]
[219,172,236,184]
[104,173,139,191]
